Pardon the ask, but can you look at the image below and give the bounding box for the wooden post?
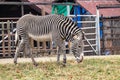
[30,38,34,52]
[43,41,46,53]
[21,5,24,16]
[41,7,47,55]
[11,21,15,53]
[37,41,40,52]
[2,22,5,57]
[41,7,45,16]
[50,40,52,51]
[7,20,11,57]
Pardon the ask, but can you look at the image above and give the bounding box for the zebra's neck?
[65,26,81,41]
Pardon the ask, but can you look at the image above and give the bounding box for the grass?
[0,56,120,80]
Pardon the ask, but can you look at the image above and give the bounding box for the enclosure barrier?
[97,4,120,55]
[0,2,76,57]
[0,21,70,57]
[0,21,16,57]
[101,17,120,55]
[0,2,102,57]
[69,14,100,55]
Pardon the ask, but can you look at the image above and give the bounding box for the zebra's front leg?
[63,50,66,66]
[30,49,38,66]
[14,39,25,64]
[57,47,61,63]
[62,44,67,66]
[25,40,38,66]
[57,42,66,66]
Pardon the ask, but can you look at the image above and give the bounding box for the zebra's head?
[71,32,84,63]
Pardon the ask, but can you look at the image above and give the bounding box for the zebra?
[14,14,84,66]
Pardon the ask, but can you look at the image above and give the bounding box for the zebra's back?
[16,14,60,40]
[16,14,80,41]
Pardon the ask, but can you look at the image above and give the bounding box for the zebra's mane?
[55,15,82,41]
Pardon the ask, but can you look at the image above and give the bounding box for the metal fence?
[97,4,120,55]
[101,17,120,55]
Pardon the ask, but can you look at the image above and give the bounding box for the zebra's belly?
[28,33,52,41]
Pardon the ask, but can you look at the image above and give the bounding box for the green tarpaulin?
[52,3,73,16]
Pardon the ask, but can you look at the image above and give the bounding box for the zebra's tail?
[15,32,19,46]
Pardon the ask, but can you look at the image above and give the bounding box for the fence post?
[37,41,40,53]
[30,38,34,53]
[96,8,101,55]
[41,7,45,16]
[11,20,15,54]
[43,40,46,52]
[21,4,24,16]
[7,20,11,57]
[67,5,70,16]
[2,22,5,57]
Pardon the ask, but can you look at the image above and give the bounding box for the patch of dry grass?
[0,56,120,80]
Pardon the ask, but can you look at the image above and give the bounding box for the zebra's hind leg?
[14,39,25,64]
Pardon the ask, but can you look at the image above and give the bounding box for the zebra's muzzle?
[76,56,84,63]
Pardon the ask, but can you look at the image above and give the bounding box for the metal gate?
[69,13,100,55]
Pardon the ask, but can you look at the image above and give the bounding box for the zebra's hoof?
[34,63,38,66]
[62,63,66,67]
[14,61,17,65]
[76,56,84,63]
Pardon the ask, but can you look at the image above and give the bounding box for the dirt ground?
[0,54,120,64]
